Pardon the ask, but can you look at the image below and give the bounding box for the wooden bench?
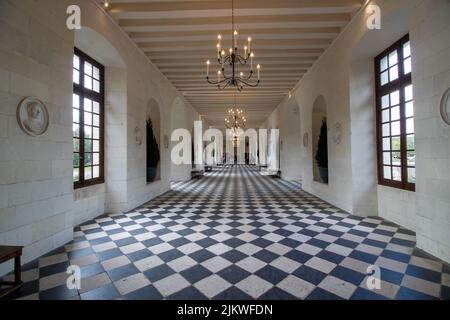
[258,164,268,171]
[190,169,204,179]
[0,246,24,298]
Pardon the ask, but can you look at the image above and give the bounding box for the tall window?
[375,35,415,191]
[73,48,104,188]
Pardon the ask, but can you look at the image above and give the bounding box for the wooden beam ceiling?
[102,0,364,127]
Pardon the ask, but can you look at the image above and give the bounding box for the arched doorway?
[146,98,161,183]
[312,95,328,184]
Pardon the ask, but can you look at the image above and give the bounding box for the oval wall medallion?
[16,97,49,137]
[302,133,309,147]
[440,87,450,126]
[333,122,343,145]
[135,126,143,146]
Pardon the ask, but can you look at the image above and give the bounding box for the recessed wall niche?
[312,95,328,184]
[146,98,161,183]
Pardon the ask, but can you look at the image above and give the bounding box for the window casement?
[375,35,415,191]
[72,48,105,189]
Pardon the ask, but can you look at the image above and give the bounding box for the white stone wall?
[262,97,303,181]
[263,0,450,263]
[411,0,450,262]
[0,0,200,276]
[0,0,76,275]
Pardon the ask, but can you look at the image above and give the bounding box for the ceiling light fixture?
[225,95,246,147]
[206,0,260,91]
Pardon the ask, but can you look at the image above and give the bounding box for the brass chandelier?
[206,0,261,91]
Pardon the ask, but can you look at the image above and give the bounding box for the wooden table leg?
[14,255,22,285]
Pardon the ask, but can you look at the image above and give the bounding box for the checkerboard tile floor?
[1,165,449,300]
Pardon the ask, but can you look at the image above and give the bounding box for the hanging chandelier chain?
[232,0,234,43]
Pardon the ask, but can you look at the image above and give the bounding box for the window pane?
[84,166,92,180]
[73,109,79,123]
[73,153,79,167]
[392,152,401,166]
[84,126,92,139]
[403,42,411,58]
[382,109,390,123]
[93,166,100,179]
[85,153,92,166]
[408,168,416,183]
[93,114,100,127]
[73,168,79,182]
[84,98,92,112]
[389,51,398,66]
[93,67,100,80]
[381,95,390,109]
[404,57,412,74]
[391,106,400,121]
[383,166,392,180]
[391,137,401,151]
[382,123,390,137]
[93,140,100,152]
[84,75,92,90]
[73,124,79,137]
[93,101,100,114]
[406,118,414,134]
[383,138,390,151]
[93,80,100,93]
[391,121,401,136]
[383,152,391,165]
[93,127,100,140]
[84,62,92,76]
[389,66,399,81]
[407,151,415,166]
[380,57,388,71]
[84,112,92,126]
[73,94,79,109]
[84,139,92,153]
[73,70,79,84]
[93,153,100,165]
[73,55,80,70]
[73,138,79,152]
[405,85,413,101]
[381,71,389,86]
[407,134,415,150]
[390,91,400,106]
[405,101,414,117]
[393,167,402,181]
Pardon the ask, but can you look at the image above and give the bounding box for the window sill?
[377,182,415,193]
[74,179,105,190]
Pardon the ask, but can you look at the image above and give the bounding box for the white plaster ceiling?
[101,0,365,128]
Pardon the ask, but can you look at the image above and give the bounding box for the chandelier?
[205,0,260,91]
[225,96,246,147]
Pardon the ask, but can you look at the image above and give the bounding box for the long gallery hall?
[0,0,449,302]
